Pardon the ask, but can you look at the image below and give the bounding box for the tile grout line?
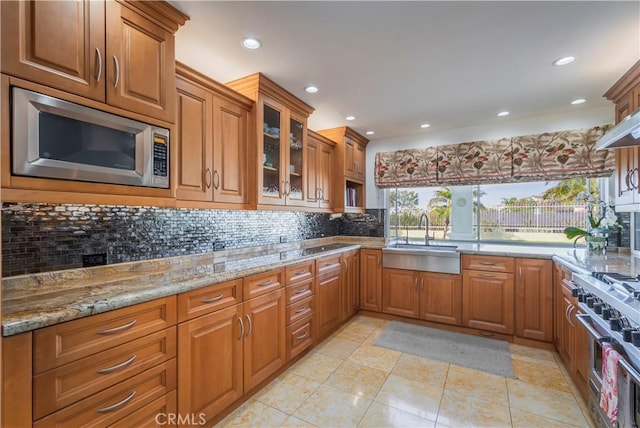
[434,363,452,427]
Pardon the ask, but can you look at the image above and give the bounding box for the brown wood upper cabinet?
[604,60,640,210]
[307,130,336,210]
[514,258,552,342]
[175,63,253,207]
[317,127,369,213]
[227,73,315,208]
[1,0,188,122]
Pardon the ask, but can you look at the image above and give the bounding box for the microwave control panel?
[153,134,168,178]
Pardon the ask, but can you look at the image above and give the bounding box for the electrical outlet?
[82,253,107,267]
[280,236,288,243]
[213,240,225,251]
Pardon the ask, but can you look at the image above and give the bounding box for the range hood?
[596,109,640,150]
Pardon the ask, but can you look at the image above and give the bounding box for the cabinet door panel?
[344,139,356,179]
[515,259,552,342]
[420,273,462,325]
[319,142,334,209]
[315,272,342,339]
[243,289,286,391]
[178,305,243,422]
[306,140,319,206]
[615,147,636,206]
[462,270,514,334]
[106,1,174,121]
[175,77,213,202]
[360,249,382,312]
[213,96,248,204]
[1,0,106,101]
[382,268,419,318]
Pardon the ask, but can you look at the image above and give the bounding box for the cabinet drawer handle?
[246,314,253,337]
[478,273,495,278]
[213,170,220,190]
[205,168,213,189]
[295,270,308,276]
[479,331,495,337]
[95,47,102,82]
[96,319,137,335]
[294,289,308,295]
[113,55,120,89]
[258,279,274,287]
[478,262,496,266]
[295,307,308,314]
[238,316,245,340]
[201,294,224,303]
[97,391,136,413]
[295,331,309,340]
[324,262,340,268]
[97,355,136,374]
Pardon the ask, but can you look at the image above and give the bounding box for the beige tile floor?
[217,315,595,428]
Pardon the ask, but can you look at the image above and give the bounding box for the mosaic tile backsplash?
[1,203,386,277]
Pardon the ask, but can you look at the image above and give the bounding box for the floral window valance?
[375,125,614,188]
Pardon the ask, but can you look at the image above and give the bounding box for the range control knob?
[610,318,622,331]
[602,308,612,320]
[594,302,603,314]
[633,291,640,300]
[572,288,580,298]
[587,297,595,308]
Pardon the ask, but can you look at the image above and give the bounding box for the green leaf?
[564,227,588,240]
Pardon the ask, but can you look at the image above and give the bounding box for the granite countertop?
[2,237,384,336]
[5,234,639,337]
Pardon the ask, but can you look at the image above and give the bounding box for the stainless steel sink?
[382,243,460,274]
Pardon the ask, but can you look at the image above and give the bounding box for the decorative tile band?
[1,203,386,277]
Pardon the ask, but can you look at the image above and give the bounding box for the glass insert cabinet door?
[262,103,282,199]
[287,116,304,202]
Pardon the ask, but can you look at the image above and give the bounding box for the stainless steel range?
[573,271,640,428]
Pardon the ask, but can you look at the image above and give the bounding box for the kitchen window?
[389,178,599,245]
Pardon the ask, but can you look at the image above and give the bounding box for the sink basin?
[382,243,460,274]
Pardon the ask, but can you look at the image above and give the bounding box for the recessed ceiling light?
[366,131,375,135]
[304,85,318,94]
[345,116,356,121]
[497,111,510,117]
[420,124,431,129]
[241,37,261,50]
[552,56,575,66]
[571,98,586,105]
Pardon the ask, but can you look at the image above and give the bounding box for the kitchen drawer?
[316,254,342,275]
[34,296,177,374]
[109,390,177,428]
[286,314,312,361]
[286,295,313,326]
[34,327,176,419]
[177,279,242,322]
[285,277,314,305]
[33,359,177,427]
[243,269,284,300]
[461,255,515,273]
[285,261,315,285]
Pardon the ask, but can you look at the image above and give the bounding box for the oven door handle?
[576,314,613,343]
[619,358,640,384]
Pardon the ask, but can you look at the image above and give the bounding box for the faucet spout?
[418,212,430,245]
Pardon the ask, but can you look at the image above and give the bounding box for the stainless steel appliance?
[12,87,169,188]
[596,108,640,149]
[573,271,640,428]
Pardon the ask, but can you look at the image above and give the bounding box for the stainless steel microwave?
[12,87,169,189]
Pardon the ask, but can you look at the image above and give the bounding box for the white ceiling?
[170,1,640,143]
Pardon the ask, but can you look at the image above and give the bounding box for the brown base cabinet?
[315,268,342,340]
[553,262,589,399]
[177,273,285,426]
[515,259,553,342]
[342,249,360,321]
[462,269,514,335]
[360,249,382,312]
[382,268,462,325]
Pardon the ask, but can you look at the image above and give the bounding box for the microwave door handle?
[619,359,640,384]
[576,314,613,343]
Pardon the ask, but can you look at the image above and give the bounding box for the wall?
[1,204,385,277]
[365,105,614,208]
